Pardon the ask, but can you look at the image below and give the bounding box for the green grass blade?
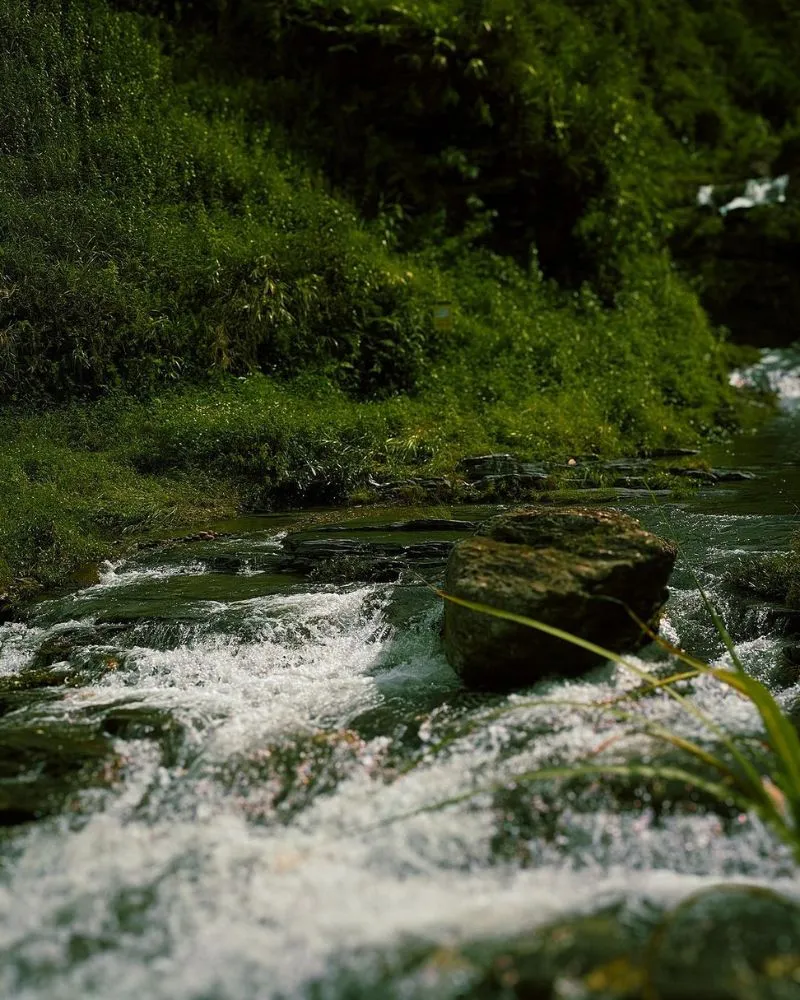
[360,763,759,835]
[399,696,645,776]
[688,569,746,674]
[641,725,778,818]
[438,590,769,800]
[616,600,798,812]
[711,668,800,805]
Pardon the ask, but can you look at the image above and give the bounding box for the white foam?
[97,561,209,589]
[2,565,799,997]
[0,619,93,677]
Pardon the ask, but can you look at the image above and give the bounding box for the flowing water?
[1,350,799,998]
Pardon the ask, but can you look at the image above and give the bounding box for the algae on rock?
[443,507,676,690]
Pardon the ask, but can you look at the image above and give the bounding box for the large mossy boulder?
[443,507,676,690]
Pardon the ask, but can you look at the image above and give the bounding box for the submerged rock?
[0,714,117,825]
[340,890,800,1000]
[457,454,549,484]
[443,507,676,689]
[646,886,800,1000]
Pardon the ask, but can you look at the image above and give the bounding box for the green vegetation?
[2,0,799,596]
[415,591,800,862]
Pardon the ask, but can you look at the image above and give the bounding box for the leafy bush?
[0,0,442,402]
[4,0,796,592]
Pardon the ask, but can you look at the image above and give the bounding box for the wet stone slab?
[280,516,478,582]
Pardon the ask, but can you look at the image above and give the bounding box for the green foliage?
[3,0,795,592]
[157,0,800,283]
[0,411,236,590]
[425,591,800,862]
[0,0,441,402]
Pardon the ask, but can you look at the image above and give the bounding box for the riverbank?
[1,0,792,604]
[2,361,770,611]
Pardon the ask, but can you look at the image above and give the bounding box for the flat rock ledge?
[443,506,677,690]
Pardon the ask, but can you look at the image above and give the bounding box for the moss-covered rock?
[443,507,676,689]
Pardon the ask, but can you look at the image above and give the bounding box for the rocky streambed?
[0,349,799,999]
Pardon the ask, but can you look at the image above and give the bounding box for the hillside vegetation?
[1,0,798,596]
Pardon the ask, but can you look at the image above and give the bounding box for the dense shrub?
[4,0,797,592]
[0,0,441,402]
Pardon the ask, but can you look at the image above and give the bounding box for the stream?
[1,349,799,999]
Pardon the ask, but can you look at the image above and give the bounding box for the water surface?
[1,350,799,998]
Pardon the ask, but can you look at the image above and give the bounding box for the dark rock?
[404,542,457,560]
[397,518,476,532]
[457,454,522,480]
[280,532,456,582]
[603,459,648,472]
[370,477,452,497]
[710,468,757,482]
[0,715,117,826]
[92,704,189,769]
[646,447,701,458]
[312,518,476,534]
[465,888,800,1000]
[768,642,800,689]
[667,467,719,482]
[309,555,404,584]
[647,885,800,1000]
[205,552,279,574]
[443,506,676,689]
[519,461,550,477]
[784,641,800,667]
[32,633,77,668]
[471,472,549,493]
[462,905,651,999]
[281,538,374,570]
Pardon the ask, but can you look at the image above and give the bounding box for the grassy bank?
[0,352,739,601]
[3,0,797,598]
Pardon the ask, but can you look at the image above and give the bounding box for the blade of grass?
[693,571,746,673]
[356,763,757,835]
[438,589,771,807]
[618,599,800,812]
[710,667,800,807]
[399,695,646,776]
[402,683,712,776]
